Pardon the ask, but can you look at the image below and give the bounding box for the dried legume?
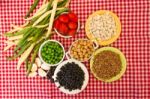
[89,12,117,40]
[55,62,85,91]
[70,39,94,61]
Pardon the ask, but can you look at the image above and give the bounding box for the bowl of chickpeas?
[66,39,98,62]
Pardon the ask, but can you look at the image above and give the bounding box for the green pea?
[41,41,64,64]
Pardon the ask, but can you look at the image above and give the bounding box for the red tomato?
[68,29,76,37]
[54,19,60,30]
[59,14,69,23]
[68,12,78,23]
[68,22,78,29]
[59,23,68,35]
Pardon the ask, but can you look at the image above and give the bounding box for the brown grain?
[92,51,122,80]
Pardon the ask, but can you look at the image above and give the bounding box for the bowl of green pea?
[39,40,65,66]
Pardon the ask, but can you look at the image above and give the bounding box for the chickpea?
[83,46,87,49]
[70,39,95,61]
[82,46,85,50]
[91,48,94,52]
[88,45,93,49]
[84,51,87,54]
[84,54,88,58]
[87,41,91,45]
[88,53,91,57]
[84,57,88,61]
[86,40,90,43]
[77,45,80,48]
[82,42,85,46]
[80,57,84,61]
[72,47,76,51]
[77,55,80,58]
[77,41,81,45]
[77,48,81,52]
[72,44,75,47]
[78,52,82,57]
[73,54,78,59]
[87,48,92,53]
[70,50,74,55]
[87,47,91,51]
[80,40,84,44]
[90,41,93,44]
[80,55,84,58]
[78,50,82,54]
[86,48,90,51]
[88,43,92,47]
[73,52,78,56]
[82,50,86,54]
[88,51,92,55]
[88,46,92,49]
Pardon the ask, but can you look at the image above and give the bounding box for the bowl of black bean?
[53,59,89,95]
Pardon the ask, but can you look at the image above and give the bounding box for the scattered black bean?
[56,62,85,91]
[47,66,57,83]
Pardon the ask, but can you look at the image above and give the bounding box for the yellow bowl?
[90,47,127,82]
[85,10,121,46]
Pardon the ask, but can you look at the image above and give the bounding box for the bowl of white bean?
[85,10,121,46]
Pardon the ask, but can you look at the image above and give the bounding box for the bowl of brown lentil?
[66,39,98,62]
[90,47,127,82]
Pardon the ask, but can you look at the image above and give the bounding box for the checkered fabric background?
[0,0,150,99]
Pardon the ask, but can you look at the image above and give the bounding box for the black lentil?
[55,62,85,91]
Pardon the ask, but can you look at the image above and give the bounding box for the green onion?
[55,8,69,18]
[7,42,32,60]
[58,0,69,8]
[4,0,70,74]
[14,40,29,52]
[25,0,40,18]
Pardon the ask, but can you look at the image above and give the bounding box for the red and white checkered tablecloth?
[0,0,150,99]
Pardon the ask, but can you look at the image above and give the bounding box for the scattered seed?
[47,66,57,83]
